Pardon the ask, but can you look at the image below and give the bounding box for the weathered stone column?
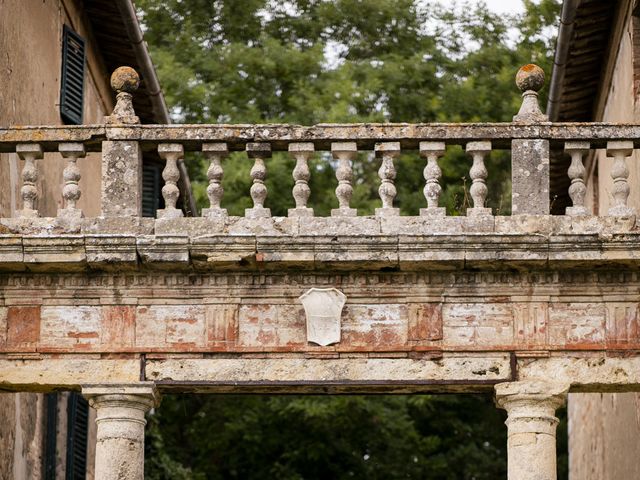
[495,381,569,480]
[83,385,159,480]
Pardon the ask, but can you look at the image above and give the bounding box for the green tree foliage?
[146,395,512,480]
[139,0,560,216]
[138,1,566,478]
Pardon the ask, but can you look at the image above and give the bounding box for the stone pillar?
[495,380,569,480]
[102,67,142,218]
[511,64,550,215]
[83,385,159,480]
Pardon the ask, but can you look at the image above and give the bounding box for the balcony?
[0,65,638,273]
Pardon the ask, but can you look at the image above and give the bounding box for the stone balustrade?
[1,65,639,227]
[3,65,640,480]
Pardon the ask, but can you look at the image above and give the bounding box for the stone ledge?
[0,215,636,271]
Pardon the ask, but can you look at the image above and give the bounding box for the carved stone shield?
[299,288,346,346]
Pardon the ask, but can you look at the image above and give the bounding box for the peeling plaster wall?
[571,12,640,480]
[0,0,113,219]
[0,1,112,478]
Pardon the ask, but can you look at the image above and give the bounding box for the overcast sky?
[483,0,526,14]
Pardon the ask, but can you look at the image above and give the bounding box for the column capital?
[82,383,160,409]
[495,380,569,409]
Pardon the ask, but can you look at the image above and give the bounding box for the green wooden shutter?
[60,25,86,125]
[65,393,89,480]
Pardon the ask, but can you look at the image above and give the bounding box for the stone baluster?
[564,141,590,216]
[607,141,635,216]
[246,142,271,218]
[466,141,492,215]
[511,64,550,215]
[375,142,400,217]
[419,141,446,216]
[331,142,358,217]
[83,385,159,480]
[157,143,184,219]
[495,381,569,480]
[58,142,86,219]
[101,67,142,218]
[202,143,228,218]
[288,142,314,217]
[16,143,44,218]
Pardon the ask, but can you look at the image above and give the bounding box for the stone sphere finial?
[515,64,545,93]
[110,66,140,94]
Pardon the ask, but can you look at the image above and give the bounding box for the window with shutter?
[60,25,86,125]
[142,162,164,217]
[43,393,58,480]
[65,393,89,480]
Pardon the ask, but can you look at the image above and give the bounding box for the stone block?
[0,236,24,268]
[85,235,138,267]
[22,236,86,270]
[206,305,238,347]
[398,235,465,269]
[495,215,553,235]
[511,138,549,214]
[227,217,299,236]
[137,235,189,267]
[135,305,206,349]
[256,236,315,266]
[443,303,514,348]
[408,303,443,342]
[464,234,548,267]
[314,235,398,268]
[6,306,40,351]
[238,304,305,348]
[40,306,101,350]
[606,303,640,347]
[548,303,606,348]
[101,306,136,348]
[154,217,225,236]
[82,217,154,235]
[191,235,256,269]
[341,304,408,348]
[513,303,549,348]
[381,216,463,235]
[101,140,142,218]
[298,217,381,236]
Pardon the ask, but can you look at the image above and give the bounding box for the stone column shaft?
[83,386,159,480]
[495,380,569,480]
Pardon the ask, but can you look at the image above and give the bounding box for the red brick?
[6,306,40,351]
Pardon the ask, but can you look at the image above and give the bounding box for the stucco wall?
[0,0,113,478]
[0,0,113,218]
[571,12,640,480]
